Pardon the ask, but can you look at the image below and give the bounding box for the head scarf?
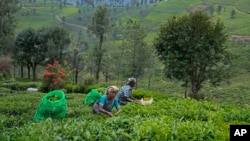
[107,85,119,94]
[126,77,136,85]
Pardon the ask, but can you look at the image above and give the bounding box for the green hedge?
[1,90,249,140]
[64,84,85,93]
[1,82,40,91]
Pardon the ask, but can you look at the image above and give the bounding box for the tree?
[0,0,19,55]
[0,56,12,80]
[154,10,233,99]
[217,5,222,15]
[122,18,150,79]
[14,27,40,80]
[231,9,236,18]
[89,6,109,83]
[41,61,66,92]
[36,26,71,64]
[14,26,70,80]
[70,31,86,84]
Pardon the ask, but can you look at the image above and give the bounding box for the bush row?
[1,90,250,140]
[0,81,108,94]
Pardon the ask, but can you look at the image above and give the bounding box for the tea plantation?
[1,89,250,140]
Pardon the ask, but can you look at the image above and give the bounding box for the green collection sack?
[84,87,107,106]
[34,90,67,121]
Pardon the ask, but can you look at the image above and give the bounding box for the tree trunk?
[13,65,16,78]
[116,65,120,86]
[95,34,104,83]
[73,49,78,84]
[20,64,24,78]
[147,73,152,89]
[191,81,201,99]
[184,80,188,98]
[74,70,78,84]
[105,75,108,83]
[27,64,31,79]
[95,58,101,83]
[32,64,37,81]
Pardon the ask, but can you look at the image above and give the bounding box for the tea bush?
[0,90,249,140]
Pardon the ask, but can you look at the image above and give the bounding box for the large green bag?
[84,87,107,106]
[34,90,67,121]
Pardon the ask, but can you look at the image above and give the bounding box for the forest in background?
[0,0,250,106]
[1,0,250,140]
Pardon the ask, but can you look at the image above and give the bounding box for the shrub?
[64,84,74,93]
[1,82,40,91]
[64,83,85,93]
[40,61,66,93]
[83,75,95,86]
[84,84,107,94]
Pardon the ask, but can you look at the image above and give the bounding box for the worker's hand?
[134,99,141,104]
[107,112,113,117]
[117,108,122,113]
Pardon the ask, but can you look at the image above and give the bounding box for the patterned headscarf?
[126,77,136,85]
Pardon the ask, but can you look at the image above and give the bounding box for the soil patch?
[230,35,250,42]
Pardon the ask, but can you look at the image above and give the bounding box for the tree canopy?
[0,0,19,55]
[89,5,109,83]
[14,26,71,80]
[36,26,71,64]
[122,18,150,78]
[14,27,39,80]
[154,10,233,98]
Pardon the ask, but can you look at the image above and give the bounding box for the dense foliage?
[154,10,233,98]
[40,61,66,92]
[1,89,250,140]
[1,1,250,140]
[89,5,110,82]
[0,0,19,55]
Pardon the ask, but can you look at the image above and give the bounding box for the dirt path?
[41,7,250,42]
[54,14,250,42]
[53,14,87,30]
[230,35,250,42]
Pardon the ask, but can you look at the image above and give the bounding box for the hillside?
[11,0,250,106]
[16,0,250,39]
[1,1,250,140]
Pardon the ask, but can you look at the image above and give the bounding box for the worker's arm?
[99,105,113,117]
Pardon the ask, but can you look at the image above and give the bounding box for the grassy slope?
[15,8,60,33]
[14,0,250,106]
[16,0,250,36]
[204,0,250,13]
[210,4,250,35]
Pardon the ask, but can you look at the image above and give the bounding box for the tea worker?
[116,77,139,105]
[93,86,121,117]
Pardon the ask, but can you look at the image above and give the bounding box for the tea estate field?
[1,89,250,141]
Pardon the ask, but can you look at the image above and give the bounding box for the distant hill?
[54,0,157,6]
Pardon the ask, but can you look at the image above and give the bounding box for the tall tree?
[89,5,109,83]
[14,27,48,80]
[0,0,19,55]
[154,10,233,99]
[70,31,86,84]
[36,26,71,64]
[14,26,70,80]
[122,18,150,79]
